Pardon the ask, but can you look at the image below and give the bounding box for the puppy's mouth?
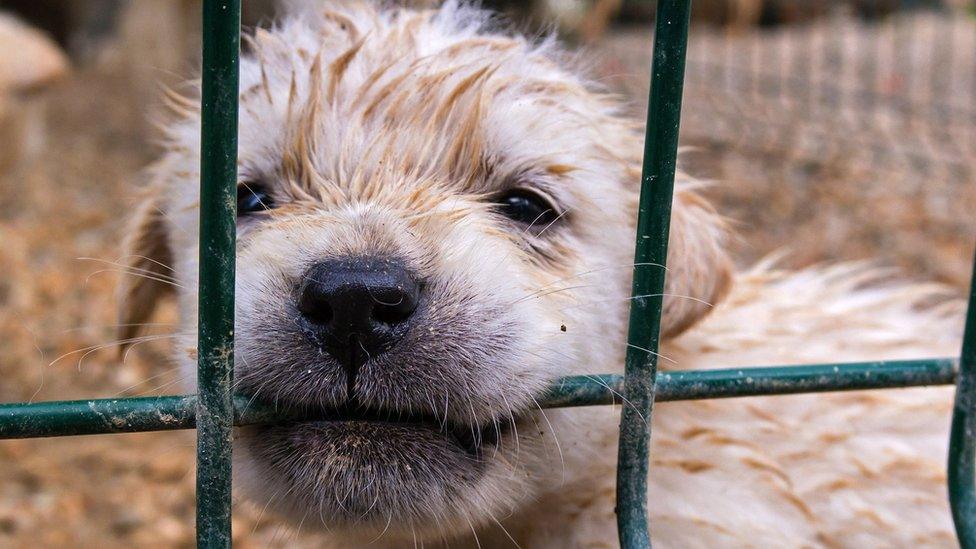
[270,330,513,456]
[240,404,518,526]
[233,329,541,528]
[284,404,509,456]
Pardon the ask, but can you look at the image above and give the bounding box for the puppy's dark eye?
[237,183,274,216]
[496,189,560,228]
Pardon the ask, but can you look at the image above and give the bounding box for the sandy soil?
[0,9,973,548]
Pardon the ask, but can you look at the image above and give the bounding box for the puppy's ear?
[659,181,733,338]
[117,188,175,351]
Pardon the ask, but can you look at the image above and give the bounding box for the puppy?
[118,2,963,546]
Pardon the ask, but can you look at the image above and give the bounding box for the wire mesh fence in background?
[600,0,976,286]
[683,2,975,184]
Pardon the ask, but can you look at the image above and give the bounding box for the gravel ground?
[1,9,974,547]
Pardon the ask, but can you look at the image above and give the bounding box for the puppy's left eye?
[495,189,560,228]
[237,183,275,216]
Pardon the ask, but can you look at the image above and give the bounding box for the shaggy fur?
[119,1,962,546]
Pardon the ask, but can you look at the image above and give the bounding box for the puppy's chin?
[235,418,518,537]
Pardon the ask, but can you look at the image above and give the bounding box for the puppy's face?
[119,2,730,542]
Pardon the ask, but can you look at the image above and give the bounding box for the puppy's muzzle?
[296,257,420,380]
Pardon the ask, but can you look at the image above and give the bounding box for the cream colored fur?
[119,2,963,546]
[509,264,961,548]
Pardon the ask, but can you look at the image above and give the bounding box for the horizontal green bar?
[547,357,957,406]
[0,358,956,439]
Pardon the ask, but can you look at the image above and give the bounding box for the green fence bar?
[616,0,694,546]
[949,249,976,548]
[547,358,958,407]
[196,0,241,546]
[0,359,957,439]
[0,396,199,438]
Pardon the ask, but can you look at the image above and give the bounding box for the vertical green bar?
[949,249,976,549]
[196,0,240,547]
[616,0,692,547]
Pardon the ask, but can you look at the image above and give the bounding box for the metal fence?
[681,2,976,183]
[1,0,975,547]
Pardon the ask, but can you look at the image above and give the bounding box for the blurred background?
[0,0,973,546]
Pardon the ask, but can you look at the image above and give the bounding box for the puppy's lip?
[271,404,510,456]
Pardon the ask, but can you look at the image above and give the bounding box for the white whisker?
[624,343,677,365]
[560,292,714,312]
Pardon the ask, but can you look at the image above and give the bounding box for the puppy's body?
[505,266,960,548]
[120,2,962,546]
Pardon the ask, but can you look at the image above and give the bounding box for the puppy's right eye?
[237,183,275,216]
[495,189,560,228]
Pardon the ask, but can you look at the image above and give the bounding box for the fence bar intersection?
[615,0,694,546]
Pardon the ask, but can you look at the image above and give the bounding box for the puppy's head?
[118,1,731,541]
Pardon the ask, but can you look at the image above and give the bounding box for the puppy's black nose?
[296,258,420,364]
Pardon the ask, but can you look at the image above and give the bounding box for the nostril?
[299,297,334,326]
[296,275,337,326]
[372,290,418,325]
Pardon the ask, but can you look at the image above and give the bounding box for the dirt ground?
[0,9,973,549]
